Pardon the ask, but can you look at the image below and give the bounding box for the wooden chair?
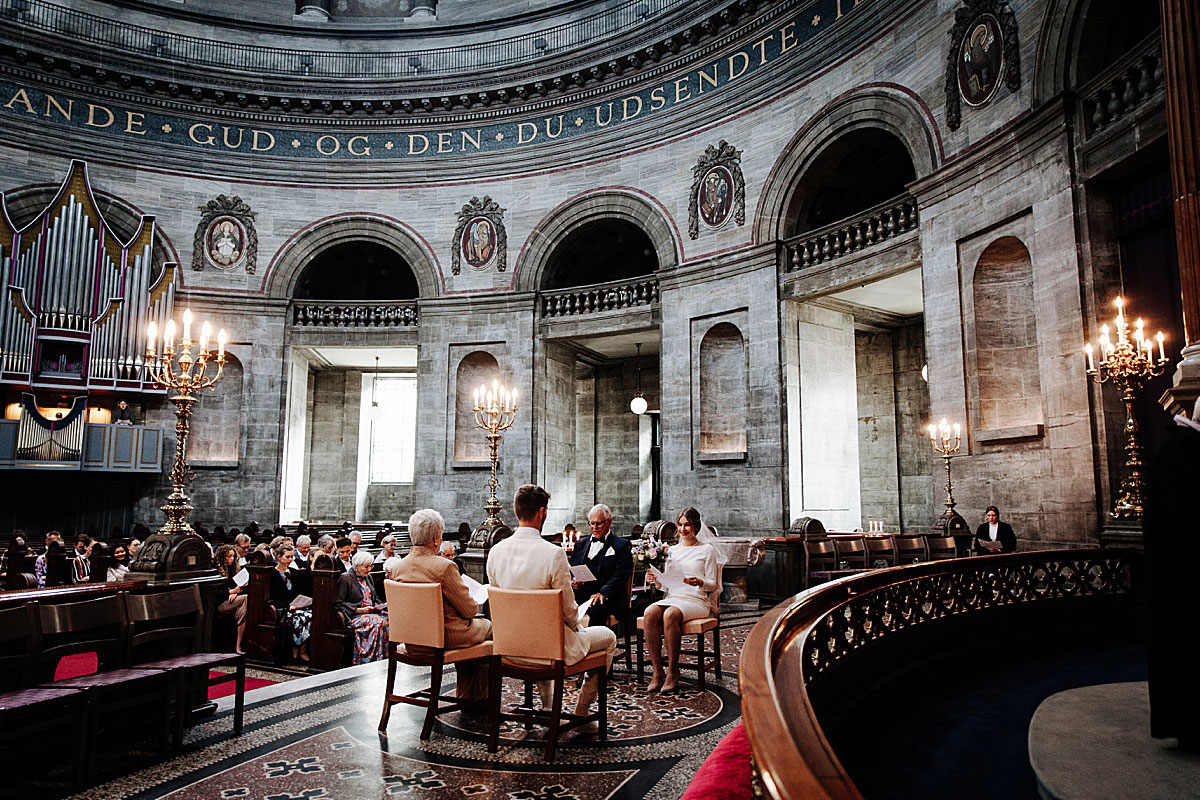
[123,586,246,748]
[486,587,608,761]
[35,594,174,780]
[805,539,838,585]
[377,580,494,740]
[243,550,281,663]
[634,565,722,690]
[0,603,88,788]
[865,536,897,568]
[834,536,869,569]
[894,535,927,564]
[926,535,958,560]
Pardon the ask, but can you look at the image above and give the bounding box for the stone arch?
[1034,0,1160,105]
[513,189,680,293]
[754,87,940,245]
[264,213,440,300]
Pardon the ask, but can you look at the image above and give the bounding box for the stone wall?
[856,330,900,529]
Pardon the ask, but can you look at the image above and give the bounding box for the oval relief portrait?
[698,165,734,229]
[461,216,497,271]
[957,14,1004,108]
[205,215,247,270]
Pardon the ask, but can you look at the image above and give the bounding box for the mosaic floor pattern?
[13,610,763,800]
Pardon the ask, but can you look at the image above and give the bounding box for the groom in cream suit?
[486,484,617,717]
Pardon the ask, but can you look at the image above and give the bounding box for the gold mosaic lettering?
[347,135,370,156]
[4,88,36,114]
[622,95,642,121]
[408,134,429,155]
[460,130,482,151]
[674,76,691,104]
[649,86,667,111]
[697,66,718,94]
[316,135,340,155]
[595,102,615,127]
[727,52,749,80]
[517,122,538,144]
[251,130,276,152]
[44,94,73,121]
[124,112,147,136]
[188,122,215,144]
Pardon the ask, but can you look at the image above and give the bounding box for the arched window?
[190,352,243,464]
[699,322,747,457]
[453,351,500,463]
[972,237,1042,431]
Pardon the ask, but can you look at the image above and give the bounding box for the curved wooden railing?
[739,549,1137,800]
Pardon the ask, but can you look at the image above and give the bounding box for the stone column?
[1159,0,1200,414]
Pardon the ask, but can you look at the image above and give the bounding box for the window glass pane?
[369,376,417,483]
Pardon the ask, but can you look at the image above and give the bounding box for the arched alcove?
[1036,0,1160,102]
[784,129,917,237]
[972,237,1042,432]
[514,190,679,292]
[190,352,244,464]
[699,322,747,457]
[294,241,419,300]
[265,214,440,299]
[453,351,500,463]
[541,218,658,290]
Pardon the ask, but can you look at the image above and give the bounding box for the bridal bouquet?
[632,537,670,570]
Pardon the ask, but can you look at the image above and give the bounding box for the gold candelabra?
[929,418,968,535]
[144,308,227,535]
[1084,296,1168,520]
[472,380,518,539]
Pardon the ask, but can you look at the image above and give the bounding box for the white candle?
[511,388,519,410]
[146,320,157,356]
[217,328,226,360]
[199,321,211,353]
[164,319,176,351]
[929,424,936,442]
[1157,331,1165,362]
[182,308,192,342]
[1084,343,1094,372]
[953,423,961,441]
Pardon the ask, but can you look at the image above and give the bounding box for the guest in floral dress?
[335,552,389,665]
[269,541,312,662]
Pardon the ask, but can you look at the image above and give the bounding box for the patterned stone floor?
[10,610,763,800]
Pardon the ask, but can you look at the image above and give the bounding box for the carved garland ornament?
[192,195,258,273]
[944,0,1021,131]
[452,196,507,275]
[688,140,745,240]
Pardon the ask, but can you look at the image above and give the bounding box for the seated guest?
[215,544,247,654]
[569,503,633,627]
[234,532,251,567]
[106,544,130,582]
[335,552,389,665]
[643,507,720,694]
[70,534,92,584]
[35,532,62,587]
[315,534,336,557]
[269,541,311,662]
[488,485,616,716]
[975,506,1017,555]
[375,533,397,563]
[392,509,491,702]
[438,539,458,560]
[334,537,354,574]
[294,535,313,570]
[349,531,363,555]
[0,533,26,576]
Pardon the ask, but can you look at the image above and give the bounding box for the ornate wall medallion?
[689,140,745,240]
[193,195,258,273]
[944,0,1020,130]
[452,196,507,274]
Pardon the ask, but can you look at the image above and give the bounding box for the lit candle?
[1134,318,1144,343]
[953,423,961,442]
[217,328,226,360]
[511,388,519,409]
[199,321,211,354]
[164,319,176,351]
[929,423,936,442]
[1157,331,1165,362]
[182,308,192,342]
[146,320,157,356]
[1084,343,1094,372]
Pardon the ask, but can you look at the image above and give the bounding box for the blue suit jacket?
[568,533,633,617]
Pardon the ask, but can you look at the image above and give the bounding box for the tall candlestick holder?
[466,380,518,550]
[1084,296,1168,520]
[929,418,969,538]
[129,309,227,580]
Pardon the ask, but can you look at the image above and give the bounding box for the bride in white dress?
[643,507,719,693]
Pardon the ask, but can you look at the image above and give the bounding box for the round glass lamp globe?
[630,395,648,415]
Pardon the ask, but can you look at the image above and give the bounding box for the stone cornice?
[659,241,778,292]
[418,292,538,315]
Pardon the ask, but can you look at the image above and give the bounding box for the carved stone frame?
[688,140,746,240]
[945,0,1021,131]
[452,196,507,275]
[192,195,258,273]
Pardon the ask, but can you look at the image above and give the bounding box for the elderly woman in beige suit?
[388,508,491,702]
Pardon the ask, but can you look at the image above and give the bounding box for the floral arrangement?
[632,537,670,571]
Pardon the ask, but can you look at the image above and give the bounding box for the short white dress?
[652,542,719,622]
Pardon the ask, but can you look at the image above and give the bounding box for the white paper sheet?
[649,563,687,593]
[289,594,313,610]
[461,573,489,605]
[576,597,593,625]
[233,568,249,587]
[569,563,597,583]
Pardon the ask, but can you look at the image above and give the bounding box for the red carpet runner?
[681,721,754,800]
[54,653,276,700]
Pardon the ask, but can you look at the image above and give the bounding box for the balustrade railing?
[292,302,418,327]
[784,194,918,273]
[3,0,691,79]
[1079,34,1164,140]
[739,549,1137,800]
[540,276,659,318]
